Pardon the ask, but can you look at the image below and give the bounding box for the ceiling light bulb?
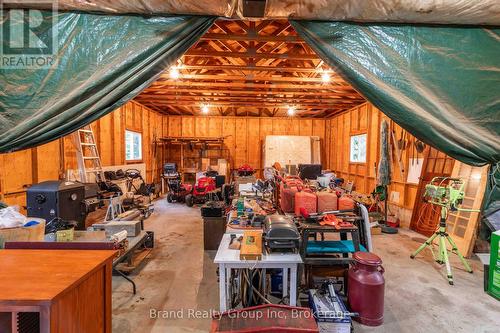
[169,67,180,79]
[287,106,295,116]
[321,72,330,83]
[201,104,209,114]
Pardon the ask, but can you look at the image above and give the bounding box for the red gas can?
[280,183,298,213]
[316,191,338,213]
[338,195,355,210]
[294,190,317,216]
[348,252,385,326]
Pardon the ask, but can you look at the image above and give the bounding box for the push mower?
[185,174,220,207]
[122,168,155,218]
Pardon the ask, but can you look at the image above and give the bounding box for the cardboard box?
[240,230,263,260]
[56,228,74,242]
[371,226,382,235]
[0,218,46,247]
[308,289,351,333]
[201,158,211,171]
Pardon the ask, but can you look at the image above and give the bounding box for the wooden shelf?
[160,136,229,183]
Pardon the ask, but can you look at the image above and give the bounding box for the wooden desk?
[0,250,116,333]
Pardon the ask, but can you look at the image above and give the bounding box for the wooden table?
[0,249,116,333]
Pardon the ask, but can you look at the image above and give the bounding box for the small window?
[350,133,367,163]
[125,130,142,161]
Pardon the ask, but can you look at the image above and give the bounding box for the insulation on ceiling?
[6,0,500,25]
[264,0,500,25]
[3,0,238,17]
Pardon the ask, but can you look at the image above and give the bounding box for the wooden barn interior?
[0,5,499,333]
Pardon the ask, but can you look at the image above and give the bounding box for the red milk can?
[348,252,385,326]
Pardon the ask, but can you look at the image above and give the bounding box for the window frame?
[349,132,367,164]
[125,129,143,162]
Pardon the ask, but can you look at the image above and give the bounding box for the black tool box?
[201,201,225,217]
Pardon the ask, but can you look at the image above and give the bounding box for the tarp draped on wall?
[291,21,500,214]
[0,12,215,152]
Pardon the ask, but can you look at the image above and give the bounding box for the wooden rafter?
[135,19,365,117]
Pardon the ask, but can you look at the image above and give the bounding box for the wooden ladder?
[73,125,105,183]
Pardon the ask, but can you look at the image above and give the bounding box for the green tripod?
[410,177,477,285]
[410,205,473,285]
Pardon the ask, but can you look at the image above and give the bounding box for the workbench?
[214,233,302,312]
[0,249,116,333]
[299,221,364,265]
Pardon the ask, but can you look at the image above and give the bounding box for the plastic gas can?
[280,183,298,213]
[338,195,355,210]
[316,191,338,213]
[294,190,317,216]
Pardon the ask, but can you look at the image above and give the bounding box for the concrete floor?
[112,198,500,333]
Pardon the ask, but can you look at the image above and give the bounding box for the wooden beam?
[185,50,319,60]
[152,105,336,117]
[138,90,362,98]
[180,64,324,72]
[150,81,356,91]
[200,33,304,43]
[135,95,361,104]
[141,100,355,108]
[158,73,346,84]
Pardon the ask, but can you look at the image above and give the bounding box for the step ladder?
[73,125,105,183]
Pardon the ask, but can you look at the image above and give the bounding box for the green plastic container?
[488,230,500,300]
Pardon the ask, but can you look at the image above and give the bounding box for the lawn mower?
[237,164,255,176]
[166,174,193,203]
[163,163,193,203]
[185,174,220,207]
[122,168,155,218]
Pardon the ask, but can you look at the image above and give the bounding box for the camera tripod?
[410,205,473,285]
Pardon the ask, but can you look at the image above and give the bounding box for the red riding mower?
[185,174,219,207]
[237,164,255,176]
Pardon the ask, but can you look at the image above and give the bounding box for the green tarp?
[0,11,215,152]
[291,21,500,215]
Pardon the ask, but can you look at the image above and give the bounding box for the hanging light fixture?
[287,105,296,116]
[201,104,209,114]
[169,67,180,79]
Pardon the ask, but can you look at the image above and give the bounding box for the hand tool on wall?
[397,128,407,153]
[414,139,426,164]
[391,128,405,179]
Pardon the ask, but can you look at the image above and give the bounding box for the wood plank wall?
[0,101,164,211]
[325,102,423,219]
[162,116,326,175]
[1,99,449,227]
